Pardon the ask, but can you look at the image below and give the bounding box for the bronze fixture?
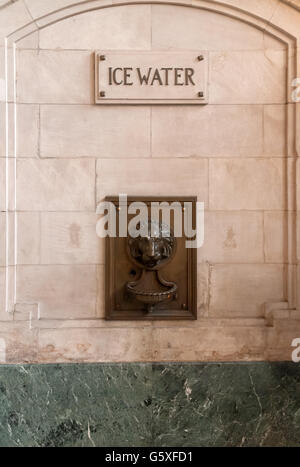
[126,220,178,314]
[105,196,197,320]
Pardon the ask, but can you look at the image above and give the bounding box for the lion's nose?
[147,242,156,257]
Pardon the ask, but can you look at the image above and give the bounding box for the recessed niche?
[105,196,197,320]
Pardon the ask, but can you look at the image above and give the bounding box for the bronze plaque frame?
[105,196,197,320]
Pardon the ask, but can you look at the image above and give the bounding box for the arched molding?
[0,0,299,321]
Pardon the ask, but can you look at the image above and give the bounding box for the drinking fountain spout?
[126,220,178,313]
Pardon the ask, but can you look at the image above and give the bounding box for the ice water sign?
[95,51,208,104]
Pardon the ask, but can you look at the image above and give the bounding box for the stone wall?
[0,0,300,362]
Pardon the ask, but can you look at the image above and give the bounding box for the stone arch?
[1,0,299,344]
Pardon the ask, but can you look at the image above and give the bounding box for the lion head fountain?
[126,220,178,314]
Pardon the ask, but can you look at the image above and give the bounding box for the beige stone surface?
[0,267,7,319]
[0,46,14,103]
[96,158,208,202]
[152,326,266,361]
[0,0,298,363]
[0,158,15,212]
[209,159,285,210]
[37,324,268,362]
[0,1,34,40]
[297,158,300,210]
[297,215,300,262]
[288,157,296,212]
[264,34,287,50]
[17,50,93,104]
[264,211,287,263]
[151,5,265,51]
[197,262,210,317]
[0,214,5,267]
[9,21,37,46]
[38,327,153,362]
[16,265,98,319]
[0,322,38,363]
[152,105,263,157]
[287,104,297,157]
[0,104,39,158]
[3,265,15,316]
[4,47,17,103]
[0,47,5,103]
[21,0,297,34]
[16,159,95,211]
[0,319,296,362]
[14,302,39,322]
[268,1,300,40]
[17,30,39,49]
[0,158,5,211]
[0,103,8,158]
[16,104,39,157]
[6,0,300,43]
[0,103,6,157]
[17,212,40,265]
[210,264,285,317]
[153,317,267,329]
[39,5,151,50]
[40,105,151,158]
[199,211,264,263]
[24,0,77,19]
[96,265,105,318]
[267,319,300,358]
[32,0,115,28]
[24,0,115,23]
[200,0,281,25]
[40,212,103,265]
[264,105,287,156]
[34,318,153,329]
[210,50,286,104]
[287,263,297,308]
[297,265,300,311]
[5,212,15,267]
[3,158,14,212]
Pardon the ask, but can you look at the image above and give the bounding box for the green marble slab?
[0,363,299,447]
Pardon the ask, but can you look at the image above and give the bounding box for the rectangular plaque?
[105,196,197,320]
[95,51,208,104]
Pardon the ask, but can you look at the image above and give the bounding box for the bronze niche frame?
[105,196,197,320]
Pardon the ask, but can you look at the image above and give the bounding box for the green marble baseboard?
[0,363,299,447]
